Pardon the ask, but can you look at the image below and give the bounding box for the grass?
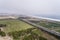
[34,21,60,32]
[56,30,60,32]
[0,19,57,40]
[32,29,43,36]
[0,19,33,33]
[0,19,46,40]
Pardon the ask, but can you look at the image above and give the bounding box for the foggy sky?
[0,0,60,19]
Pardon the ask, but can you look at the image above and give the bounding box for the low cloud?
[0,0,60,19]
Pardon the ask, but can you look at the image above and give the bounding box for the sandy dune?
[0,36,12,40]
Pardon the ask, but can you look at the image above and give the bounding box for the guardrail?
[20,19,60,39]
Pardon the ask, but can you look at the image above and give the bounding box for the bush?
[8,28,47,40]
[39,36,47,40]
[8,31,24,39]
[0,31,6,36]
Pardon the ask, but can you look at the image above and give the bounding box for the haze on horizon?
[0,0,60,19]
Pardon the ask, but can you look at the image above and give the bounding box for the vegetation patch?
[30,20,60,32]
[0,19,55,40]
[0,29,6,37]
[8,28,47,40]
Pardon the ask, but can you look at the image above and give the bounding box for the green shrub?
[39,36,47,40]
[0,31,6,36]
[8,28,47,40]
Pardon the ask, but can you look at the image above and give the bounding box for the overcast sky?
[0,0,60,19]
